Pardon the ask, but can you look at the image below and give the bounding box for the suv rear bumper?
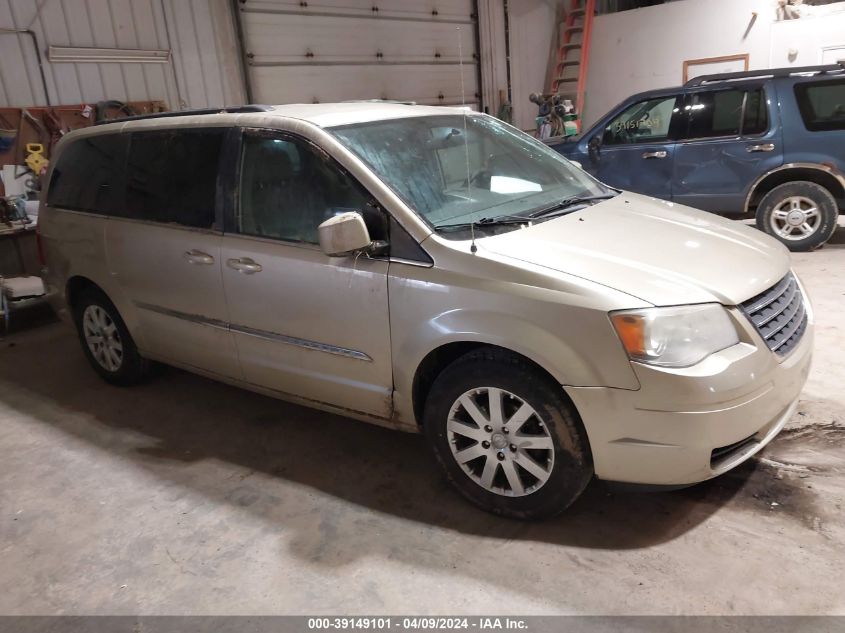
[566,319,813,486]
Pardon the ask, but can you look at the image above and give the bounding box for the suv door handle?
[747,143,775,153]
[642,150,667,159]
[227,257,263,274]
[184,250,214,265]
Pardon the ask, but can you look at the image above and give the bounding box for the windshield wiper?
[434,215,531,231]
[528,193,618,219]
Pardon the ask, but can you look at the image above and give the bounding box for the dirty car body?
[39,103,813,518]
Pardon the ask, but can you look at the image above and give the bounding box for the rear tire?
[755,181,838,252]
[422,347,593,520]
[72,287,152,386]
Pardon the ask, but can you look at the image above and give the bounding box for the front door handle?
[642,150,668,159]
[184,250,214,265]
[747,143,775,153]
[227,257,263,274]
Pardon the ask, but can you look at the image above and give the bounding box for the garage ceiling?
[236,0,481,109]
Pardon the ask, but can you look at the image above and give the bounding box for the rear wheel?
[73,288,152,385]
[755,181,838,251]
[423,348,593,520]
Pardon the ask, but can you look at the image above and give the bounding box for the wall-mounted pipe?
[0,27,52,107]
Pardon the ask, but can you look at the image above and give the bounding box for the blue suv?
[551,63,845,251]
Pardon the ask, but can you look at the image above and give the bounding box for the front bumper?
[566,308,814,486]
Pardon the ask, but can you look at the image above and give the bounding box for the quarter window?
[602,96,680,145]
[125,129,223,228]
[47,134,125,214]
[237,133,377,244]
[795,79,845,131]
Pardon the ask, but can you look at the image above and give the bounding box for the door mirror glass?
[318,211,372,257]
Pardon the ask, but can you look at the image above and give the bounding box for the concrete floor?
[1,225,844,616]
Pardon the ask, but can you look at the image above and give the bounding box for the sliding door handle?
[184,250,214,265]
[227,257,263,274]
[642,150,667,159]
[747,143,775,153]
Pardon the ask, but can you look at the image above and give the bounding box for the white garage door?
[236,0,480,108]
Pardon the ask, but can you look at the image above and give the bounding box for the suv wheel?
[755,181,838,251]
[423,348,593,520]
[73,288,152,385]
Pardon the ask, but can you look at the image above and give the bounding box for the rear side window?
[47,134,124,214]
[795,79,845,131]
[686,89,744,138]
[125,129,224,228]
[680,88,768,139]
[742,89,769,135]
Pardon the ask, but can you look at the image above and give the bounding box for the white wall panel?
[0,0,245,109]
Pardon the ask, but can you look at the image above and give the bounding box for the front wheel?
[423,348,593,520]
[755,181,838,251]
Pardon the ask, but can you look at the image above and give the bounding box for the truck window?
[602,96,679,146]
[795,79,845,131]
[47,134,125,214]
[125,129,224,229]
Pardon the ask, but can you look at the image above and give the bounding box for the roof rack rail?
[683,61,845,88]
[93,104,274,125]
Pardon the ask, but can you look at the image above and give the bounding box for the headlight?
[610,304,739,368]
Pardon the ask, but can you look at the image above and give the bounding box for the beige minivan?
[39,103,813,519]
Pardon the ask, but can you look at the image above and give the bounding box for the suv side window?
[237,132,384,244]
[125,129,224,229]
[685,89,744,138]
[680,88,768,139]
[742,88,769,135]
[47,133,125,214]
[795,79,845,131]
[602,96,680,146]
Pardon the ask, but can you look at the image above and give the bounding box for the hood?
[480,193,790,307]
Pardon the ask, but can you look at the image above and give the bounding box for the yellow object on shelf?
[24,143,49,174]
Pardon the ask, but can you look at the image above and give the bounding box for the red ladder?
[549,0,596,132]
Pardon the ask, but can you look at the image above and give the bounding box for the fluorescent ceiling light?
[48,46,170,64]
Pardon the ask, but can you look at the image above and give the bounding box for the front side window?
[795,79,845,131]
[602,96,679,146]
[125,129,223,228]
[237,133,377,244]
[47,133,124,214]
[330,114,608,233]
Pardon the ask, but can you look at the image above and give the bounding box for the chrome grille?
[739,273,807,356]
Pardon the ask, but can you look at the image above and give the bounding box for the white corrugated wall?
[0,0,245,109]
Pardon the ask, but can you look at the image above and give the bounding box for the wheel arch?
[745,163,845,214]
[65,275,108,314]
[411,342,570,430]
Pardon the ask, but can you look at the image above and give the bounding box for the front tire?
[755,181,838,251]
[423,348,593,520]
[72,288,152,386]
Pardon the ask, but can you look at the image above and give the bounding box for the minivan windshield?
[330,114,612,236]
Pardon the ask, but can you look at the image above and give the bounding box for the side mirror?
[569,160,583,170]
[588,135,602,162]
[318,211,373,257]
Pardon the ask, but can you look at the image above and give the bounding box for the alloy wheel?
[82,305,124,372]
[769,196,821,241]
[446,387,554,497]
